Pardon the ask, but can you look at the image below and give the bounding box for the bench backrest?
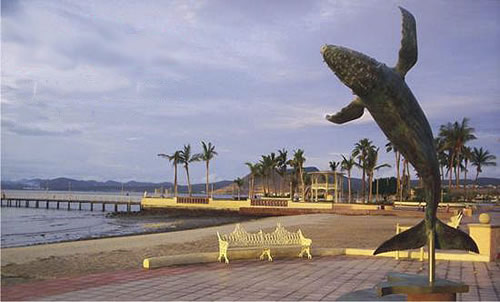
[218,223,303,247]
[219,224,264,247]
[447,211,463,228]
[263,223,301,246]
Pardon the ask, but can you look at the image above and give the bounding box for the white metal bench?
[395,211,463,261]
[216,223,312,263]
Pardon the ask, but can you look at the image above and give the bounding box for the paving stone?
[2,256,498,301]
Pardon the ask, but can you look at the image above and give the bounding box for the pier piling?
[1,195,140,213]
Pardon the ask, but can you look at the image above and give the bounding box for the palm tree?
[329,160,340,202]
[435,137,449,183]
[179,144,200,197]
[289,149,306,201]
[157,150,182,197]
[276,149,288,196]
[462,146,471,200]
[470,147,496,186]
[341,155,355,203]
[439,118,476,189]
[245,162,260,199]
[329,161,340,172]
[233,177,244,200]
[352,138,375,202]
[260,155,272,196]
[438,122,455,190]
[366,148,391,203]
[385,141,401,200]
[268,152,278,196]
[199,141,218,197]
[260,153,278,196]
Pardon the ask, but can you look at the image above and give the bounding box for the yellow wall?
[142,197,246,211]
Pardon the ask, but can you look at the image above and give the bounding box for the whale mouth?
[320,44,329,55]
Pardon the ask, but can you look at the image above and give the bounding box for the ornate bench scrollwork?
[216,223,312,264]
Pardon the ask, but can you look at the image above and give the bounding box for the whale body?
[321,7,478,254]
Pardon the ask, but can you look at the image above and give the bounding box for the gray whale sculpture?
[321,7,478,255]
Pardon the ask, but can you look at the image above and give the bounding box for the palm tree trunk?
[272,172,276,196]
[401,161,406,201]
[464,163,468,201]
[251,175,255,199]
[376,178,379,203]
[475,169,480,188]
[406,161,411,199]
[206,161,210,197]
[448,153,454,190]
[299,167,305,202]
[185,166,192,197]
[334,172,338,203]
[348,170,352,203]
[174,164,178,197]
[362,168,366,203]
[395,152,400,200]
[368,172,373,203]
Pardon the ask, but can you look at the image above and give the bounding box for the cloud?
[2,120,82,137]
[2,1,499,181]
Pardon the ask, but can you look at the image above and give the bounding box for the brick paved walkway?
[2,256,499,301]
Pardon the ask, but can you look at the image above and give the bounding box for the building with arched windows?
[309,171,344,202]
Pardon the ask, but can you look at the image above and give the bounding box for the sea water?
[1,190,247,248]
[1,190,155,247]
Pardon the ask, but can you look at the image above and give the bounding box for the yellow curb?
[344,248,491,262]
[143,247,491,269]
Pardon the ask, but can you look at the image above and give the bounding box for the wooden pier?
[0,194,141,212]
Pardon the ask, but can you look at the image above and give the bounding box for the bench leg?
[218,252,229,264]
[218,242,229,264]
[260,249,272,261]
[299,246,312,259]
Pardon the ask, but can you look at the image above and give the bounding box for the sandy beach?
[0,213,432,286]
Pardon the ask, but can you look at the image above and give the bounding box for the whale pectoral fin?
[326,97,364,124]
[395,6,418,77]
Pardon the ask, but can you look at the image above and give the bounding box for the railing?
[176,196,210,204]
[250,199,288,207]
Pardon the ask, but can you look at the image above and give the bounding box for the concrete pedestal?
[375,273,469,301]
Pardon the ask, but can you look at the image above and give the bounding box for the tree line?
[157,118,495,202]
[158,141,217,197]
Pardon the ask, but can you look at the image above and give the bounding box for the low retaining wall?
[143,246,491,270]
[141,197,456,219]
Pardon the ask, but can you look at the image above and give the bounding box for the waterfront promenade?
[3,256,499,301]
[2,213,498,301]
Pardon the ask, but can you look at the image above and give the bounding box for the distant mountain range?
[1,172,499,193]
[0,177,232,193]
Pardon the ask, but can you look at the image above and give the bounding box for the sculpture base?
[375,272,468,301]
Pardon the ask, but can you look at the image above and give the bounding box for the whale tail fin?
[373,219,479,255]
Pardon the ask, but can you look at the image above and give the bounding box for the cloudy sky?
[2,0,499,183]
